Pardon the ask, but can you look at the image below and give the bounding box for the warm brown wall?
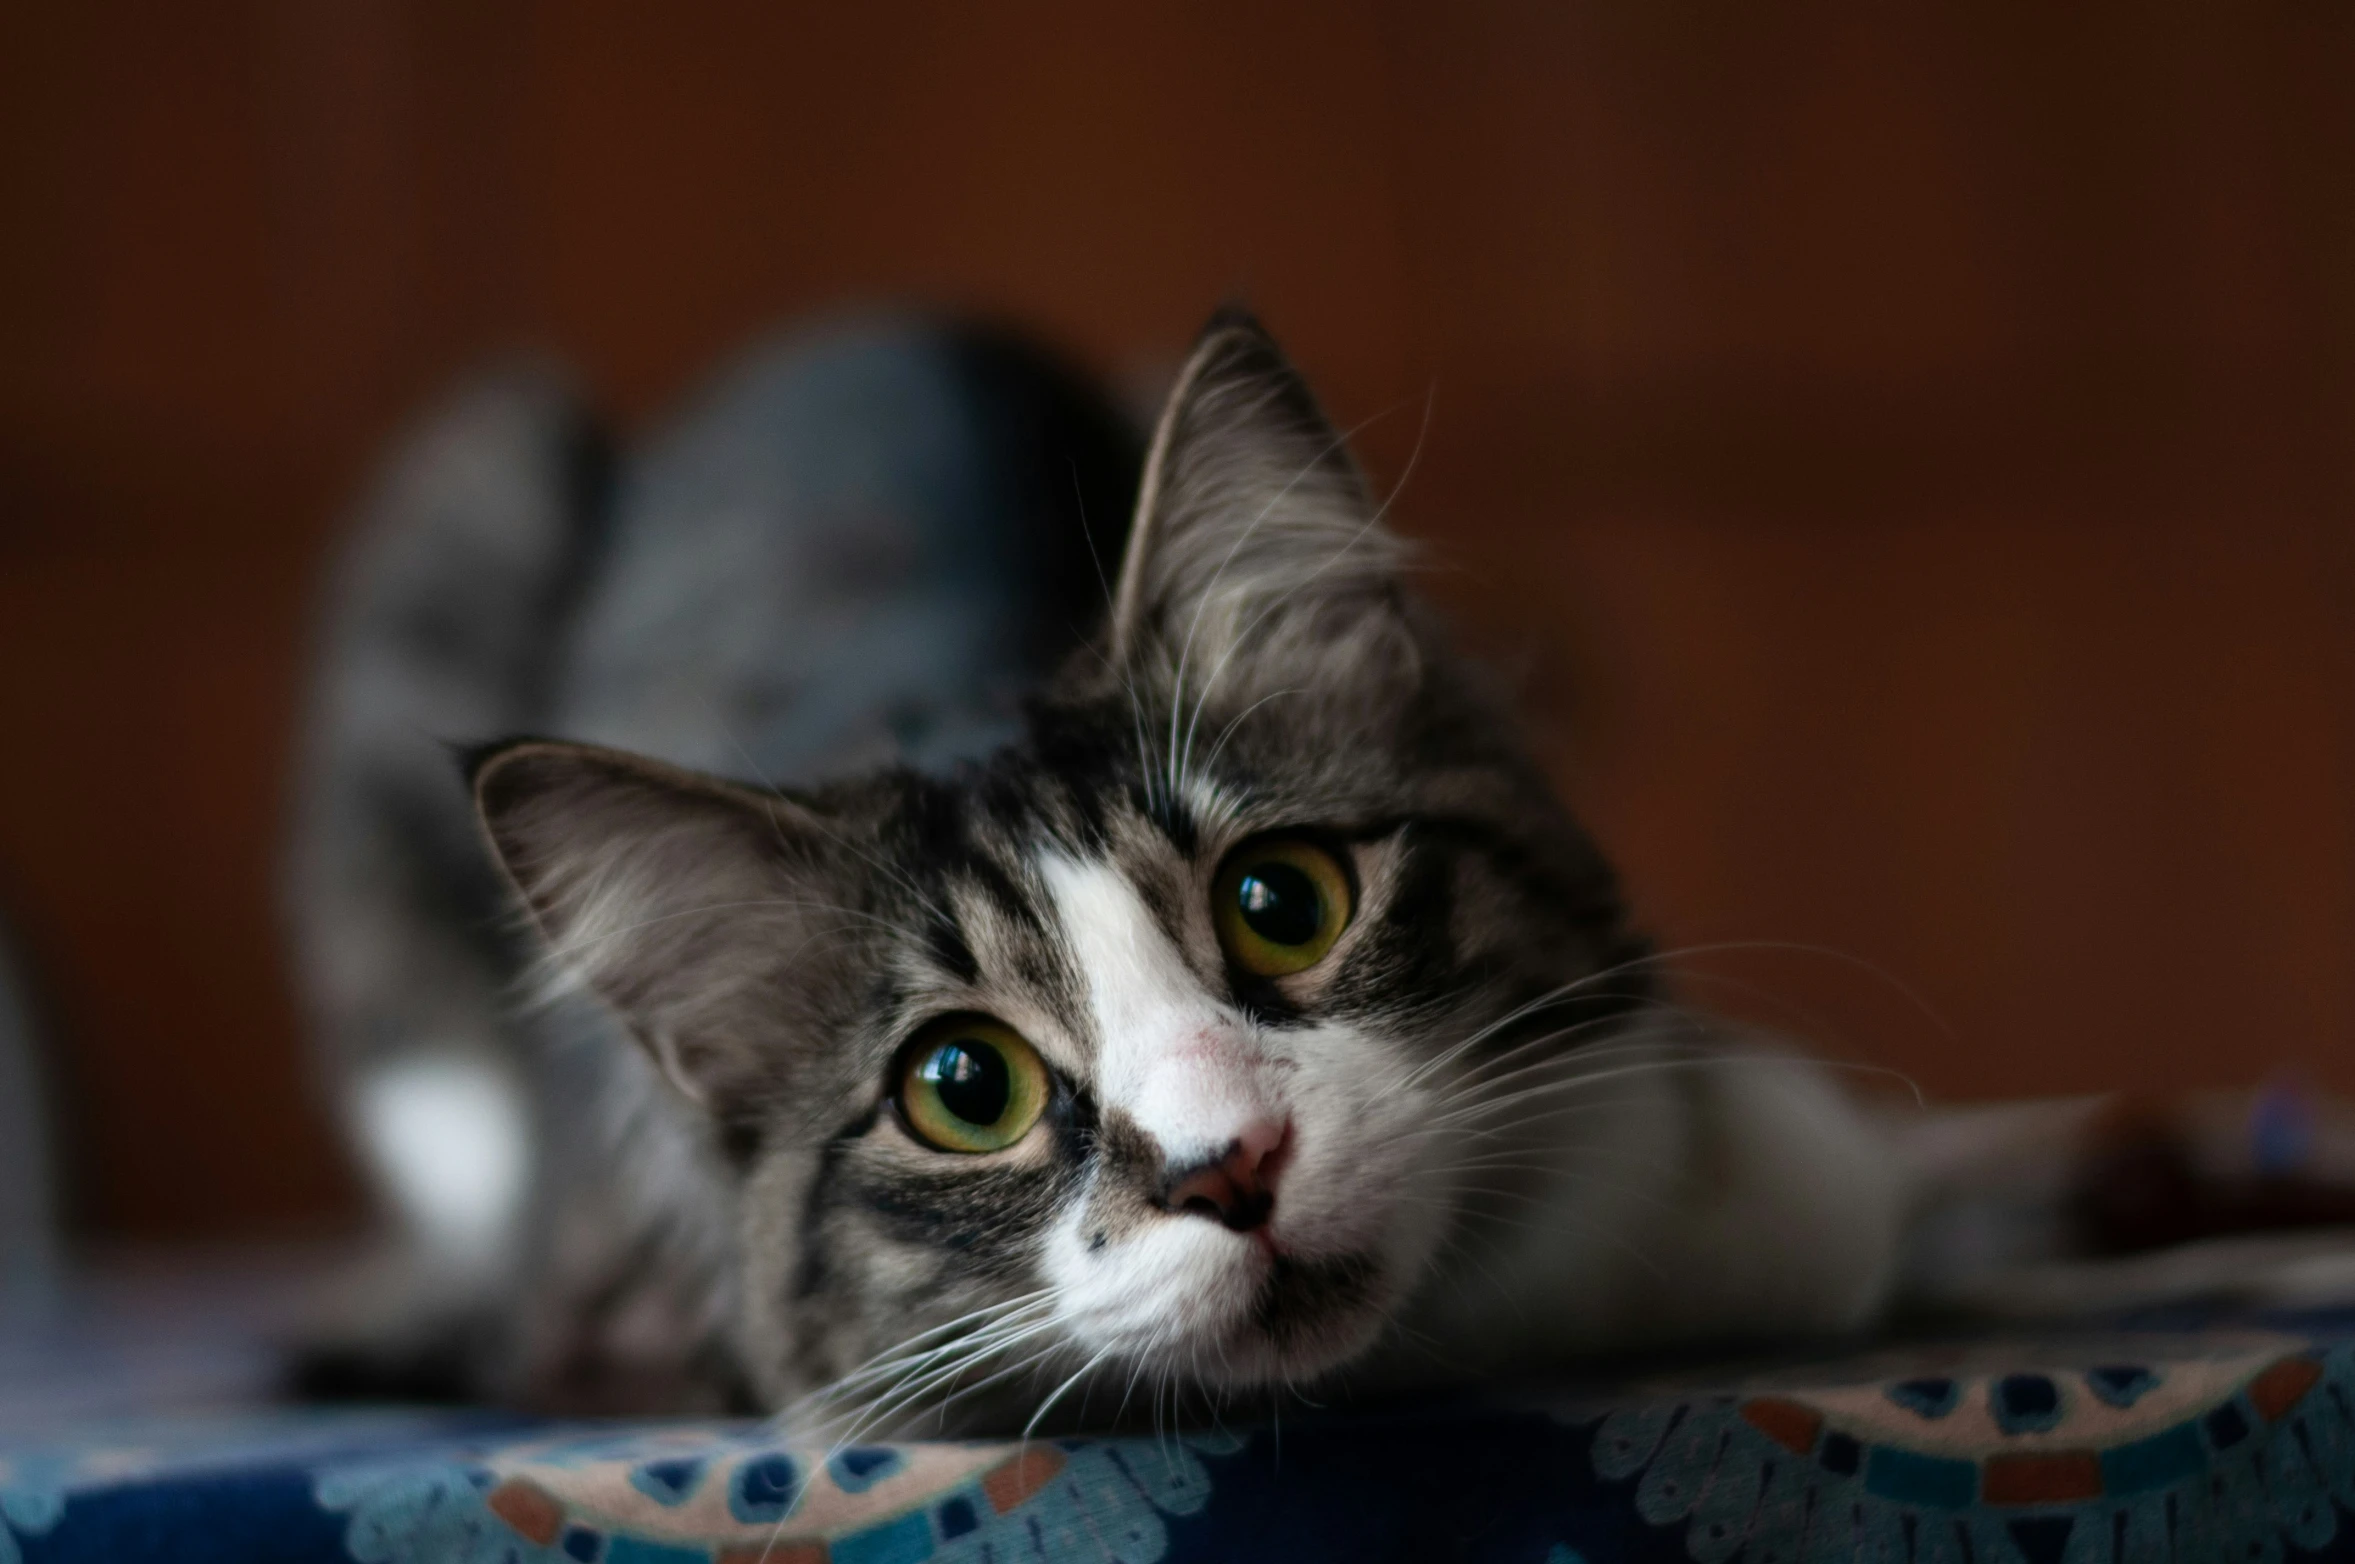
[3,3,2350,1240]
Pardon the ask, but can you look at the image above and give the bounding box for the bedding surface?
[6,1311,2354,1563]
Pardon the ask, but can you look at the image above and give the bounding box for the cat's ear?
[1106,310,1416,709]
[470,740,851,1113]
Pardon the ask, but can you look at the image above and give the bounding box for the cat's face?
[475,316,1646,1425]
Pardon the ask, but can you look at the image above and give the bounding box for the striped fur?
[467,314,1910,1429]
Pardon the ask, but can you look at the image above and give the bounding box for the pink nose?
[1162,1119,1291,1232]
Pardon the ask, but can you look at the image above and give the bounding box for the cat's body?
[290,311,2346,1432]
[291,320,1139,1411]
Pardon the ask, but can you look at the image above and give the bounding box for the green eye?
[1213,837,1353,977]
[897,1017,1051,1153]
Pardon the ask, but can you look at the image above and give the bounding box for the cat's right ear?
[1101,310,1419,716]
[469,740,850,1113]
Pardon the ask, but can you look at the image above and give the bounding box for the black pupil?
[1236,861,1325,947]
[923,1040,1011,1127]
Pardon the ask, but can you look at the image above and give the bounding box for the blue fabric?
[10,1314,2355,1562]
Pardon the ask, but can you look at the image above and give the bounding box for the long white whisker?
[1408,1017,1706,1113]
[1397,967,1677,1091]
[1193,686,1304,782]
[1162,403,1397,804]
[1174,391,1433,798]
[777,1293,1054,1423]
[829,1320,1065,1445]
[1428,1027,1710,1112]
[798,1311,1058,1422]
[1021,1346,1115,1444]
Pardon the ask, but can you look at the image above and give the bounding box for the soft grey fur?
[289,362,600,1112]
[298,310,2355,1430]
[453,316,1910,1429]
[289,321,1138,1409]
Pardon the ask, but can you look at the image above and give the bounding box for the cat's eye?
[1213,836,1354,977]
[896,1017,1051,1154]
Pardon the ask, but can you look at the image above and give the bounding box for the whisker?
[798,1314,1056,1427]
[830,1321,1064,1445]
[1428,1026,1709,1111]
[807,1310,1058,1422]
[1173,393,1433,799]
[1021,1346,1117,1444]
[1396,970,1679,1091]
[1414,1017,1709,1111]
[1163,400,1403,802]
[1194,685,1304,781]
[1426,1058,1716,1131]
[778,1292,1054,1422]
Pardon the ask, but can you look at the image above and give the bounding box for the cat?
[292,309,2355,1432]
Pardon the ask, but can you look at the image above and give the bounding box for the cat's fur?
[288,320,1141,1410]
[296,310,2350,1432]
[462,314,1902,1427]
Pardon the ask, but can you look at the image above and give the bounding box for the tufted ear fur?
[1101,311,1419,724]
[470,740,861,1115]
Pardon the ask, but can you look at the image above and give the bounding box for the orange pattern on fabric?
[485,1478,564,1546]
[983,1447,1068,1512]
[1982,1452,2104,1504]
[1738,1399,1823,1456]
[2251,1356,2324,1422]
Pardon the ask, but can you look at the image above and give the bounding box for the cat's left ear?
[469,740,861,1115]
[1101,310,1419,714]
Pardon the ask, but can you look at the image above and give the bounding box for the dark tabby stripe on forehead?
[921,918,981,987]
[878,776,1038,930]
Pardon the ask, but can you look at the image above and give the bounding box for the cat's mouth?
[1165,1241,1391,1388]
[1053,1217,1393,1389]
[1048,1095,1438,1388]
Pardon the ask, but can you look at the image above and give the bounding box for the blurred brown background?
[3,3,2351,1244]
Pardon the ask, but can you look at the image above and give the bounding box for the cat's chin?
[1199,1247,1391,1387]
[1050,1212,1394,1390]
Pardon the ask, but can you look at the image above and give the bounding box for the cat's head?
[473,313,1647,1424]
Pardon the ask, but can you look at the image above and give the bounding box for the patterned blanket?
[6,1313,2353,1563]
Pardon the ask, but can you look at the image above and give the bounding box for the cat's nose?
[1160,1118,1290,1233]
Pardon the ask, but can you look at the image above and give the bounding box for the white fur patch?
[1036,853,1282,1165]
[1033,851,1441,1381]
[353,1052,530,1268]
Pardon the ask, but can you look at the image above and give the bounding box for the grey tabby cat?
[299,310,2345,1432]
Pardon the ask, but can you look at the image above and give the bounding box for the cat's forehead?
[853,752,1225,1016]
[830,686,1457,1030]
[922,733,1372,886]
[879,748,1207,937]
